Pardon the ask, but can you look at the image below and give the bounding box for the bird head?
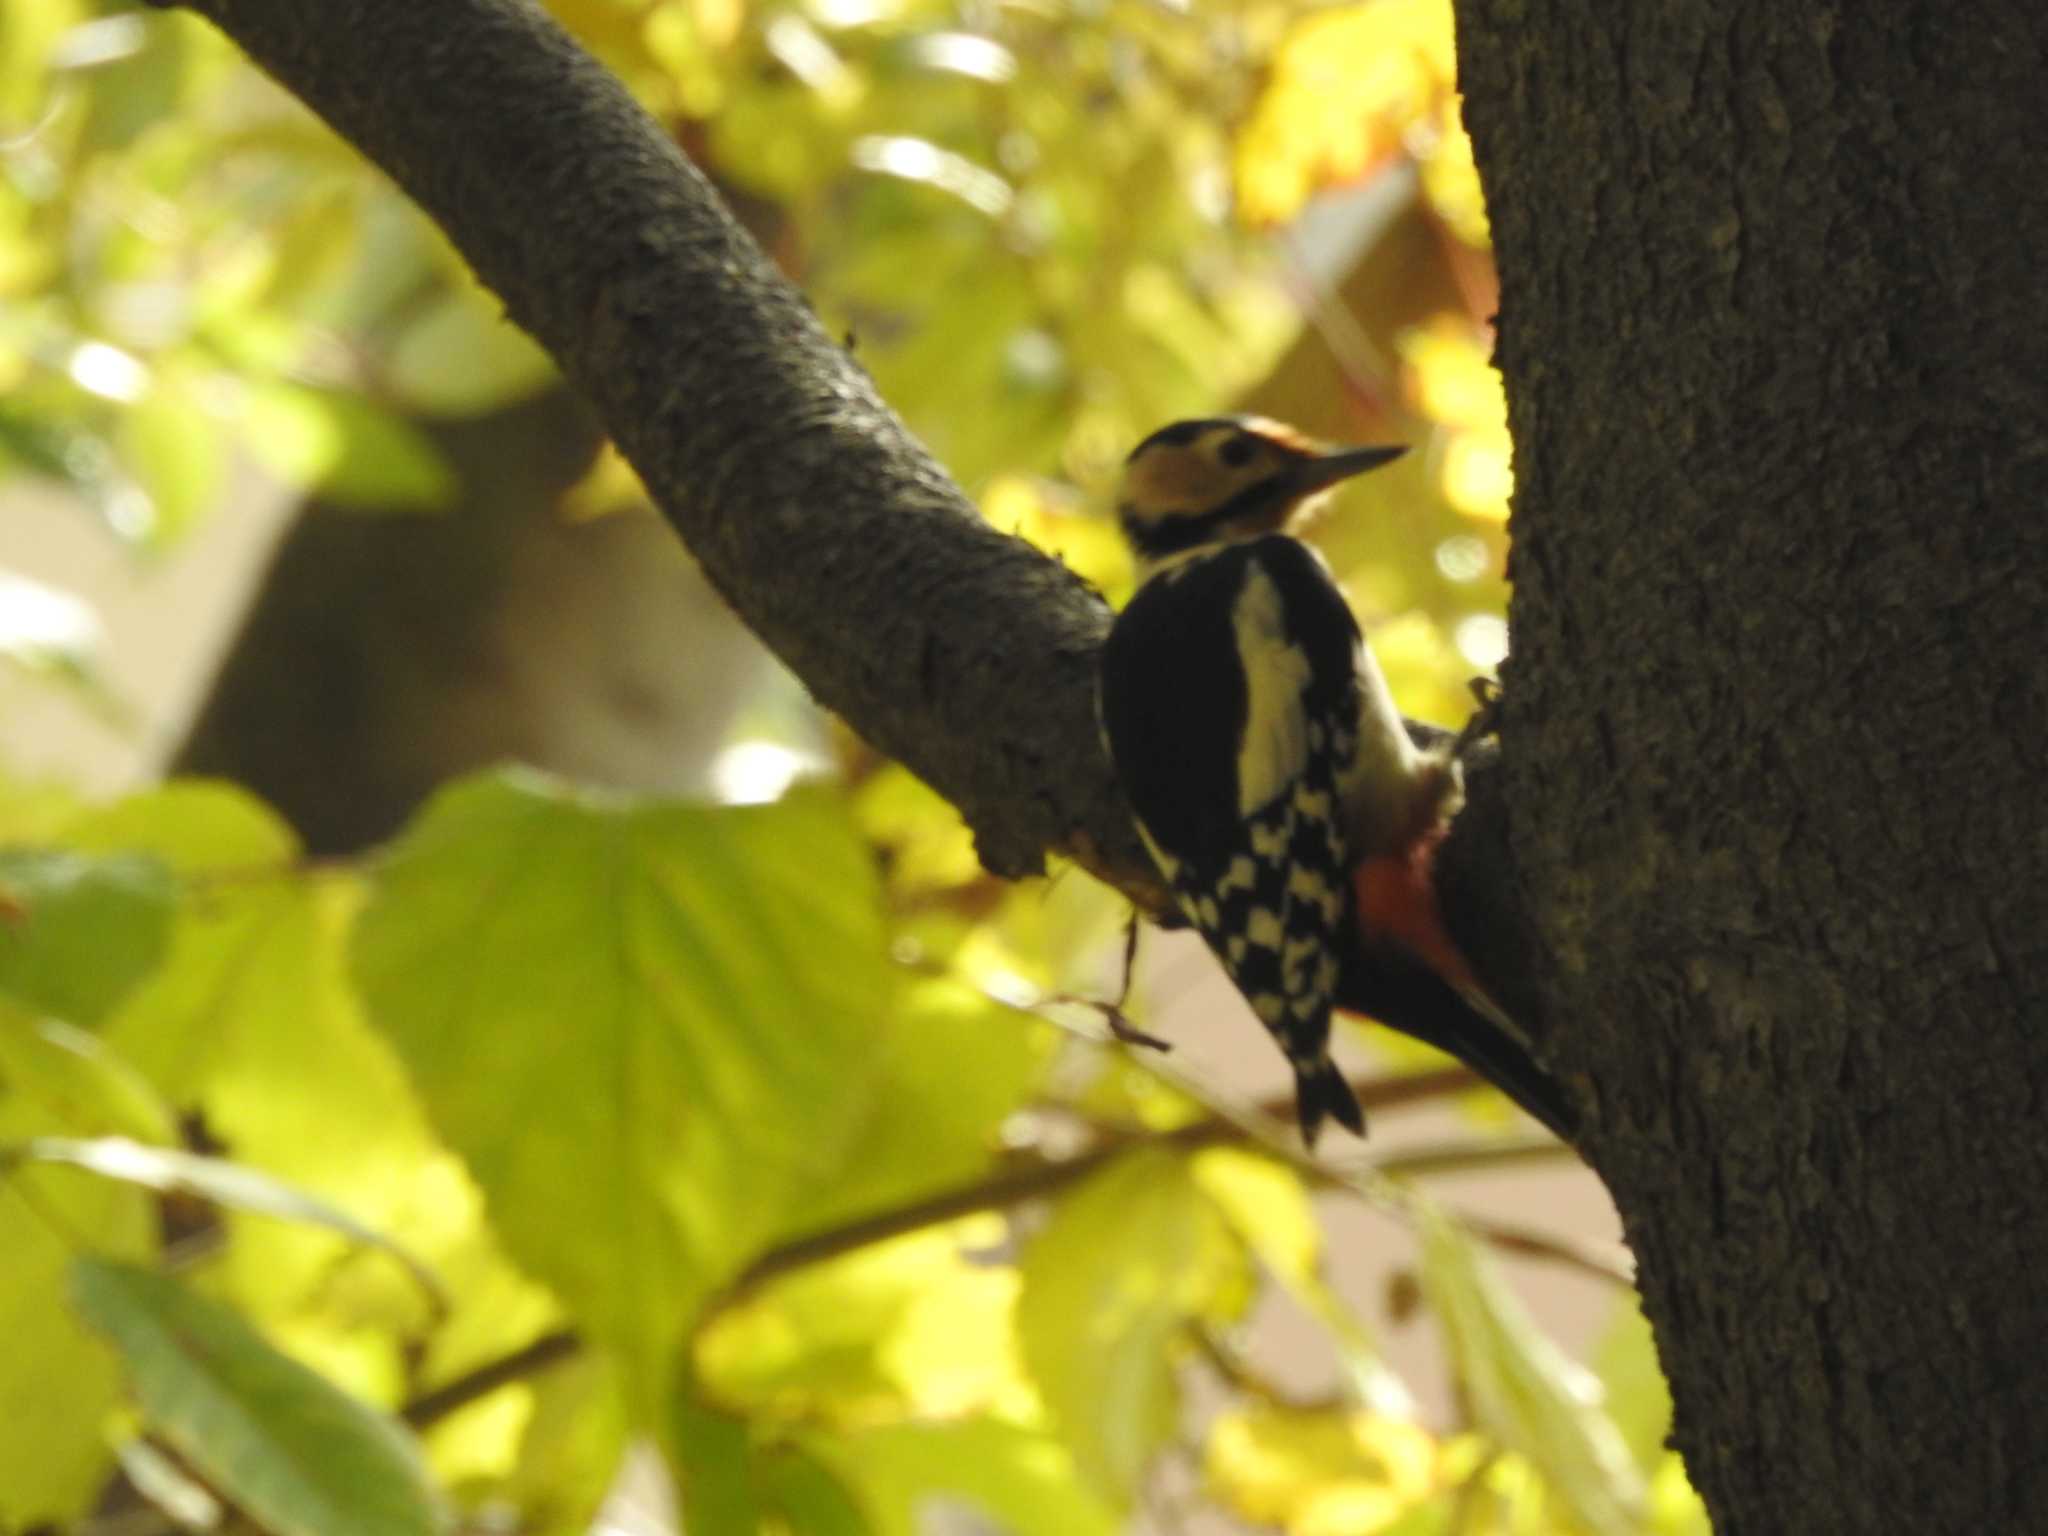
[1115,416,1405,574]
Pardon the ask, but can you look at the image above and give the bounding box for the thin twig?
[396,1065,1578,1428]
[401,1328,582,1429]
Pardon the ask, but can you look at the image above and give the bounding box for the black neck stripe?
[1122,476,1295,559]
[1125,416,1248,462]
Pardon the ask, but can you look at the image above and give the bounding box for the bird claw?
[1098,913,1170,1050]
[1102,1011,1173,1052]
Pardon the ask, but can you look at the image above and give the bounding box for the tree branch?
[160,0,1140,890]
[157,0,1523,947]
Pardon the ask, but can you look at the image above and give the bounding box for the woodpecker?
[1096,415,1571,1145]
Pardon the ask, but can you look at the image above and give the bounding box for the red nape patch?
[1353,829,1481,998]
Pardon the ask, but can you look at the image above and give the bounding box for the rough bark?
[1452,1,2048,1529]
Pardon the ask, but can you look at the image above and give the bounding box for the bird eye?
[1218,434,1258,467]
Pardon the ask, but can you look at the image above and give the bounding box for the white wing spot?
[1247,907,1285,950]
[1286,866,1332,904]
[1294,786,1333,821]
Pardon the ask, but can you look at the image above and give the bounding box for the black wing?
[1099,538,1367,1139]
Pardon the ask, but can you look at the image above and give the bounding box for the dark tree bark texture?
[1452,2,2048,1529]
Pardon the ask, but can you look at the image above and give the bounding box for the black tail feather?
[1335,940,1578,1144]
[1295,1056,1367,1147]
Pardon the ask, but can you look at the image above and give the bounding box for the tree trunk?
[1452,2,2048,1529]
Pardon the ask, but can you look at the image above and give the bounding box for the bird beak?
[1287,442,1407,496]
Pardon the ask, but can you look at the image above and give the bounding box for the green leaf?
[760,1444,872,1536]
[1590,1292,1674,1476]
[1415,1199,1645,1536]
[71,1257,448,1536]
[22,1136,443,1308]
[666,1380,765,1534]
[119,382,229,545]
[485,1351,630,1536]
[61,777,299,875]
[0,848,176,1026]
[1017,1146,1241,1505]
[697,1222,1022,1424]
[0,1015,154,1526]
[791,976,1049,1233]
[241,380,456,509]
[1192,1147,1416,1420]
[809,1418,1118,1536]
[386,287,557,416]
[1205,1405,1441,1534]
[352,772,903,1409]
[79,786,535,1358]
[0,1008,177,1145]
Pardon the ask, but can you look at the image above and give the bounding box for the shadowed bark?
[1452,1,2048,1528]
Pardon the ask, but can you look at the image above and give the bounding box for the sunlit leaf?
[1017,1146,1243,1505]
[119,382,228,544]
[1590,1292,1673,1476]
[697,1220,1027,1425]
[1416,1199,1645,1536]
[1192,1147,1415,1419]
[72,1257,448,1536]
[1234,0,1457,226]
[79,785,535,1365]
[241,380,456,509]
[486,1350,631,1536]
[0,847,175,1026]
[0,1008,176,1146]
[386,287,557,416]
[558,437,650,522]
[352,772,902,1410]
[22,1136,442,1308]
[1206,1405,1439,1536]
[809,1418,1119,1536]
[0,1009,153,1527]
[1647,1451,1712,1535]
[980,473,1131,596]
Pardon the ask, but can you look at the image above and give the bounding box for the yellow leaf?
[1235,0,1459,226]
[558,439,652,523]
[983,474,1132,595]
[1419,103,1491,248]
[1206,1404,1440,1535]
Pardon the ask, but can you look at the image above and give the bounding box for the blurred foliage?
[0,0,1712,1532]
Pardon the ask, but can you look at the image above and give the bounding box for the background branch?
[398,1067,1617,1432]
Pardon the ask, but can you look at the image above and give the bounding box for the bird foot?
[1101,1010,1173,1052]
[1051,913,1172,1051]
